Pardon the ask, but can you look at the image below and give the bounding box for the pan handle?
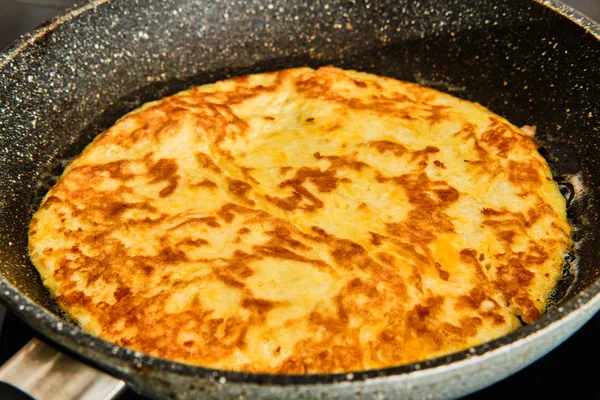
[0,338,126,400]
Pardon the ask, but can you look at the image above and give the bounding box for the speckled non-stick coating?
[0,0,599,399]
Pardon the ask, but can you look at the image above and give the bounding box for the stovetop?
[2,0,600,399]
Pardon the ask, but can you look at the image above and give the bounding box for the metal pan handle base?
[0,338,125,400]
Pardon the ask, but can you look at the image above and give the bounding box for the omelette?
[28,67,572,373]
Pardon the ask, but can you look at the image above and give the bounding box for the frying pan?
[0,0,599,399]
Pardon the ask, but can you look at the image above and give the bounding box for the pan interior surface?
[0,0,599,395]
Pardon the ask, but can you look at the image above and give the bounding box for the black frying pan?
[0,0,599,399]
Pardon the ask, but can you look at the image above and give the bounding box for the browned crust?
[28,67,571,374]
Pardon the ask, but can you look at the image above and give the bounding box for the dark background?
[0,0,599,399]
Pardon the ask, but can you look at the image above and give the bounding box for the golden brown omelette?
[29,67,572,373]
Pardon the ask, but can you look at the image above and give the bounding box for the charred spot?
[459,287,487,310]
[514,297,541,323]
[241,297,277,322]
[195,152,221,173]
[141,265,154,276]
[325,123,342,132]
[266,192,304,211]
[258,245,298,259]
[268,172,326,211]
[459,316,483,337]
[460,249,477,258]
[508,161,541,187]
[481,118,538,159]
[217,203,250,223]
[410,146,439,163]
[370,232,384,245]
[199,216,221,227]
[434,262,450,281]
[331,239,367,269]
[311,226,329,237]
[279,166,293,175]
[57,291,88,307]
[106,202,129,218]
[148,158,180,197]
[44,195,62,206]
[94,160,137,180]
[157,246,189,263]
[434,188,459,203]
[215,273,246,289]
[148,158,178,178]
[159,182,178,197]
[367,140,408,157]
[459,249,487,281]
[227,178,255,205]
[265,226,309,250]
[498,230,516,243]
[178,238,210,247]
[193,178,218,189]
[525,244,548,264]
[224,259,254,279]
[481,208,506,216]
[282,167,340,193]
[114,287,131,302]
[377,252,394,266]
[346,278,378,297]
[414,304,430,320]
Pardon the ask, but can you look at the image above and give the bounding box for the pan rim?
[0,0,599,388]
[0,0,111,68]
[2,272,600,385]
[536,0,600,39]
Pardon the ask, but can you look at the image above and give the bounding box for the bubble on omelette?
[28,67,571,373]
